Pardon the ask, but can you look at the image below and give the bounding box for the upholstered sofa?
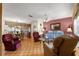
[45,30,64,42]
[43,35,79,56]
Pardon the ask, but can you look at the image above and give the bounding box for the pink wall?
[43,17,73,34]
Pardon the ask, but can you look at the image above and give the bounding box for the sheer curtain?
[74,19,79,36]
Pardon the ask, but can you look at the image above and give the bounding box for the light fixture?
[67,26,72,34]
[43,14,48,22]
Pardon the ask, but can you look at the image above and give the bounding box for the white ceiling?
[3,3,74,24]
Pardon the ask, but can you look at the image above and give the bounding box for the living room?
[0,3,79,56]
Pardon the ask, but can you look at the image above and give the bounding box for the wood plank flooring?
[2,37,44,56]
[2,37,79,56]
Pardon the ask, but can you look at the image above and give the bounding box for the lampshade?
[67,27,72,33]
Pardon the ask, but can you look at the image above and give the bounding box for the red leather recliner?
[33,32,40,42]
[2,34,20,51]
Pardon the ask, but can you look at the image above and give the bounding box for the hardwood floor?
[2,37,79,56]
[2,37,44,56]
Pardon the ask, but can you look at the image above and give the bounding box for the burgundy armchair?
[33,32,40,42]
[2,34,20,51]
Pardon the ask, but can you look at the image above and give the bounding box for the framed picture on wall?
[50,23,61,30]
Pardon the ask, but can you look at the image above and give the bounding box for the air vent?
[28,15,33,17]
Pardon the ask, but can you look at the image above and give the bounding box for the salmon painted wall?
[43,17,73,34]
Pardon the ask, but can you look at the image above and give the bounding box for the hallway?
[2,37,44,56]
